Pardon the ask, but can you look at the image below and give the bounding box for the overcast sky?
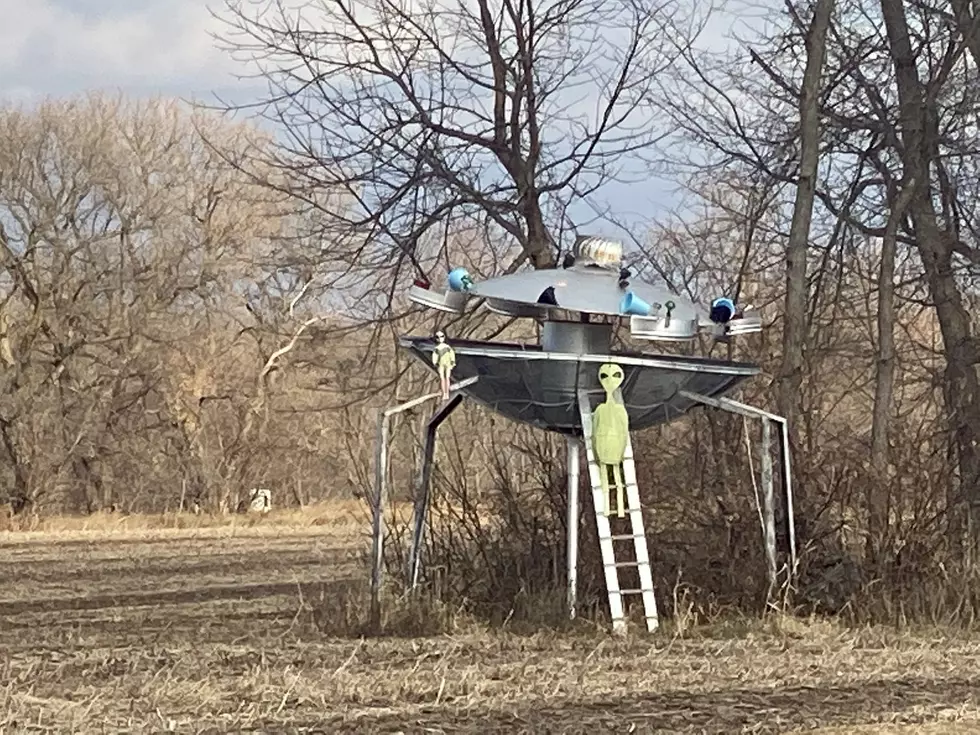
[0,0,764,234]
[0,0,258,102]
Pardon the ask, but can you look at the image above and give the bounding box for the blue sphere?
[447,267,472,292]
[709,297,736,324]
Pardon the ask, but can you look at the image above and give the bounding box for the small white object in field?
[248,488,272,513]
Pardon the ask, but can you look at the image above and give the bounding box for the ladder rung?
[605,561,643,569]
[589,487,642,498]
[609,533,646,541]
[589,488,642,496]
[589,486,642,497]
[619,588,656,596]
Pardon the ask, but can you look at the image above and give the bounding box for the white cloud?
[0,0,251,102]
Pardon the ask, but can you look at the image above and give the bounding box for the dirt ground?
[1,519,979,733]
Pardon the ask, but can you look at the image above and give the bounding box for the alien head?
[597,362,624,393]
[435,330,446,343]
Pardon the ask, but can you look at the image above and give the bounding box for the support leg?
[678,391,798,586]
[778,419,798,578]
[612,463,626,518]
[566,436,580,621]
[761,419,777,591]
[408,392,466,589]
[369,412,389,633]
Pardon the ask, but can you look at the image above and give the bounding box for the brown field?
[1,506,980,733]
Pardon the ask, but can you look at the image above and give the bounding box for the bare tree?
[868,180,914,564]
[776,0,835,476]
[878,0,980,554]
[0,94,340,514]
[212,0,707,311]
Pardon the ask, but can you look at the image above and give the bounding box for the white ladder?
[578,389,659,633]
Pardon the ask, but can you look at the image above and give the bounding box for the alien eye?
[600,371,609,379]
[614,370,623,378]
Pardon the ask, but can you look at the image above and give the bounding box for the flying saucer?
[403,235,763,433]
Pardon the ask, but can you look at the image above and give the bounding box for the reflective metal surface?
[407,284,468,314]
[629,314,700,341]
[541,321,612,354]
[467,265,708,323]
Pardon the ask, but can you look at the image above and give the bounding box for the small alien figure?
[592,362,630,517]
[431,330,456,401]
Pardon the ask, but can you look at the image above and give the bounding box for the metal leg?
[566,436,580,621]
[369,412,389,632]
[370,376,479,626]
[679,390,798,585]
[408,392,466,589]
[778,418,798,576]
[761,419,777,590]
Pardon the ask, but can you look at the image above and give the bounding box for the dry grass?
[0,499,408,537]
[1,507,980,733]
[802,725,980,734]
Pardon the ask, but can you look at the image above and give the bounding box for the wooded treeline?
[3,0,980,622]
[0,96,382,516]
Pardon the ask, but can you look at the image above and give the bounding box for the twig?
[332,639,365,677]
[288,279,314,317]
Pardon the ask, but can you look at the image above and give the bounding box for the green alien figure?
[592,362,630,517]
[432,330,456,401]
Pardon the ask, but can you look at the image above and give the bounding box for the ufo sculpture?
[370,236,797,634]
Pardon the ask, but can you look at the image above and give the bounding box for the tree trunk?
[0,418,30,514]
[868,181,915,567]
[524,198,555,270]
[881,0,980,560]
[777,0,835,524]
[948,0,980,70]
